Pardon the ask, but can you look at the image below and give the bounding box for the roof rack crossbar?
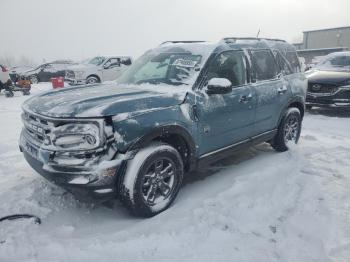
[222,37,286,43]
[160,41,206,45]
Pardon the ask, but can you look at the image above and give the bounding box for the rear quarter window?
[251,49,278,81]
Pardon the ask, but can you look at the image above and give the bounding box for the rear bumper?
[20,132,126,202]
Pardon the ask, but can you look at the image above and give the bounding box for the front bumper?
[306,87,350,108]
[19,131,126,202]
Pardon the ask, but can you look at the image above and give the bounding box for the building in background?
[294,26,350,64]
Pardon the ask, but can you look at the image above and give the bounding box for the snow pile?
[0,83,350,261]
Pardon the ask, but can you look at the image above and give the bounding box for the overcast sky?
[1,0,349,64]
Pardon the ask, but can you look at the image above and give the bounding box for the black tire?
[29,75,38,84]
[271,107,302,152]
[86,76,100,84]
[119,143,184,217]
[306,105,313,110]
[23,90,30,96]
[5,91,14,97]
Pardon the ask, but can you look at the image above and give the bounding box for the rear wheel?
[119,143,183,217]
[271,107,302,152]
[22,90,30,96]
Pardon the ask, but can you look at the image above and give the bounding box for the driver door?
[195,50,256,156]
[102,58,122,81]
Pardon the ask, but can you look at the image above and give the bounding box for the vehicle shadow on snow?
[39,143,275,227]
[183,143,274,185]
[307,107,350,118]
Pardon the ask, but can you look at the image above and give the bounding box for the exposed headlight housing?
[51,123,101,151]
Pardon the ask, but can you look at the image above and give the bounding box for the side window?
[273,50,293,75]
[206,51,247,87]
[42,64,54,72]
[104,58,120,68]
[285,52,301,73]
[329,56,350,66]
[251,50,278,81]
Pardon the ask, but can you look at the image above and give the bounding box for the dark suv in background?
[18,60,75,84]
[306,52,350,109]
[20,38,306,217]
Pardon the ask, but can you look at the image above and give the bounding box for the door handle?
[239,93,253,103]
[277,86,288,94]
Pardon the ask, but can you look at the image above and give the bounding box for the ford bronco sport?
[20,38,306,217]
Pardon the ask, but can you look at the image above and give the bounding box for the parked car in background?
[65,56,132,85]
[306,52,350,109]
[20,38,306,217]
[9,65,35,82]
[305,55,326,71]
[20,60,76,84]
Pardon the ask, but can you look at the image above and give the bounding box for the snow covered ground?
[0,83,349,262]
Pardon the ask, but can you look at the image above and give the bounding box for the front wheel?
[271,107,302,152]
[119,143,183,217]
[86,76,99,84]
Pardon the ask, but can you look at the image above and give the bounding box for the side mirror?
[206,78,232,95]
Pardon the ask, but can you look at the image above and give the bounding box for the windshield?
[315,53,350,72]
[87,56,106,66]
[117,45,211,86]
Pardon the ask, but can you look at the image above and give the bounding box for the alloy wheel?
[141,157,176,206]
[283,114,299,144]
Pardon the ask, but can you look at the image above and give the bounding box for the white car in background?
[65,56,132,85]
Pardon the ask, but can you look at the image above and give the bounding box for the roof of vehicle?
[159,37,297,54]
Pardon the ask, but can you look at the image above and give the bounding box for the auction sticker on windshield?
[172,59,198,68]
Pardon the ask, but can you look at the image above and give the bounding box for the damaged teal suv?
[20,38,306,217]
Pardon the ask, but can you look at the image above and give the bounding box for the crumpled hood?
[22,83,187,118]
[307,70,350,86]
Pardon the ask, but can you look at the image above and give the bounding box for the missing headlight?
[51,123,101,151]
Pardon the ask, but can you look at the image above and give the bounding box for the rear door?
[196,50,256,155]
[250,49,291,135]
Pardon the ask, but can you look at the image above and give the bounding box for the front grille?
[65,70,75,79]
[22,111,53,146]
[308,83,338,95]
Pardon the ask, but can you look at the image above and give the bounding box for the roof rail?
[160,41,206,45]
[222,37,286,43]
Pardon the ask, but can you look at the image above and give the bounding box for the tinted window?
[251,50,278,81]
[104,58,120,68]
[315,53,350,72]
[206,51,247,87]
[327,55,350,67]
